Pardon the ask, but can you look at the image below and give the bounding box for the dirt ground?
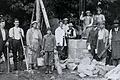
[0,61,105,80]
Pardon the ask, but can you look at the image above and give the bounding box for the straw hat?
[86,10,90,14]
[31,21,38,25]
[69,23,73,26]
[63,18,68,21]
[113,20,119,24]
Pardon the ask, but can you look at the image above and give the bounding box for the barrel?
[68,39,89,60]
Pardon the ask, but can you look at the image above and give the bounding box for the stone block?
[68,39,87,49]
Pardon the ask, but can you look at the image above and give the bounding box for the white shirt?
[9,27,24,40]
[95,14,105,23]
[1,28,6,41]
[98,28,109,40]
[80,15,93,27]
[55,27,67,46]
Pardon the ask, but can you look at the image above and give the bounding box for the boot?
[19,61,23,71]
[48,66,52,74]
[14,62,18,71]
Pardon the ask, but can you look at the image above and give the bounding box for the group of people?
[80,8,120,66]
[0,16,77,74]
[0,7,120,74]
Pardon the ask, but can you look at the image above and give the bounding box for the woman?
[26,21,42,69]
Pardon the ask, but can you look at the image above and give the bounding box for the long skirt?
[27,42,41,65]
[44,51,54,66]
[111,41,120,59]
[97,40,105,57]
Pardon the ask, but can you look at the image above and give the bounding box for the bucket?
[37,57,44,66]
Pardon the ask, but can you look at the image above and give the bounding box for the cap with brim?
[0,18,5,23]
[69,23,73,26]
[113,20,119,24]
[31,21,38,25]
[63,18,68,21]
[86,11,90,13]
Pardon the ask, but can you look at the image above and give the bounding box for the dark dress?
[111,28,120,59]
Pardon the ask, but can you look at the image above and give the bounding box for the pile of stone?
[105,64,120,80]
[54,39,116,78]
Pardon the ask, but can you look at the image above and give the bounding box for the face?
[86,12,90,16]
[47,30,51,34]
[114,23,119,28]
[69,26,73,29]
[0,21,5,28]
[59,22,63,28]
[33,23,38,28]
[14,20,19,27]
[100,24,104,29]
[64,20,68,24]
[97,10,101,14]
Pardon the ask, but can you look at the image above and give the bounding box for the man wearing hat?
[26,21,42,69]
[55,21,67,60]
[80,10,93,39]
[63,18,69,34]
[87,24,99,61]
[9,18,24,71]
[66,23,76,39]
[0,19,9,63]
[109,20,120,66]
[96,22,109,60]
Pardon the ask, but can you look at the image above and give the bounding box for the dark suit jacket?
[87,28,98,49]
[0,29,9,51]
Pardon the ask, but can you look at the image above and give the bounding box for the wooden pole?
[7,46,10,73]
[20,38,29,71]
[39,0,50,29]
[30,1,35,28]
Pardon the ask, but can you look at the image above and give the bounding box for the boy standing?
[42,28,56,74]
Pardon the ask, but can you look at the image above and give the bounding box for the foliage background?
[0,0,119,31]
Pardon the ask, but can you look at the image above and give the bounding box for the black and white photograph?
[0,0,120,80]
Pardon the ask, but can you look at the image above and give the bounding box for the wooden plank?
[39,0,50,29]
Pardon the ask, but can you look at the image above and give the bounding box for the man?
[9,18,24,71]
[109,20,120,66]
[0,19,9,62]
[26,21,42,69]
[63,18,69,34]
[66,23,76,39]
[42,28,56,74]
[80,10,93,39]
[55,21,67,60]
[97,22,109,60]
[87,24,99,61]
[94,8,105,25]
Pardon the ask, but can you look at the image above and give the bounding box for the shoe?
[0,58,4,63]
[48,70,52,74]
[45,70,49,74]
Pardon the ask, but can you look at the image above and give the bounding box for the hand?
[54,49,58,54]
[5,42,9,46]
[41,50,45,53]
[57,43,61,46]
[81,11,84,14]
[95,49,97,54]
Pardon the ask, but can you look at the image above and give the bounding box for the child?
[42,28,56,74]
